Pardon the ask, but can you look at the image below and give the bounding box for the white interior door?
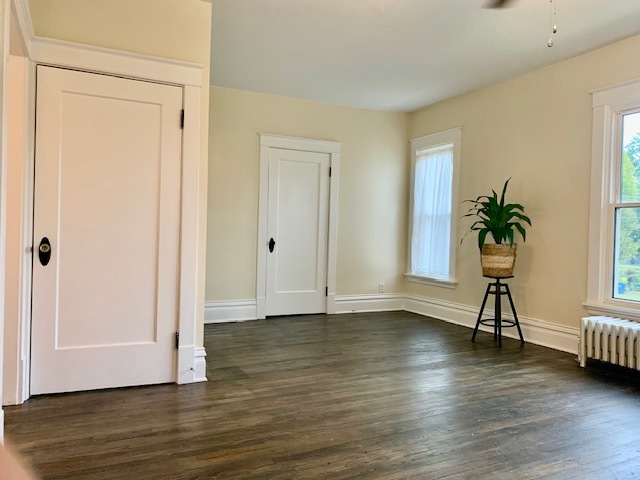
[30,66,183,395]
[265,148,330,316]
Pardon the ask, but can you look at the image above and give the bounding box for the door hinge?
[325,287,328,296]
[175,332,180,349]
[329,167,332,177]
[180,109,185,129]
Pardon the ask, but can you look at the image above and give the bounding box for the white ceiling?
[211,0,640,112]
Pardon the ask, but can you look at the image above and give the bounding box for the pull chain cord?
[547,0,558,47]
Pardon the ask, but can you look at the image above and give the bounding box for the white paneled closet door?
[265,148,330,316]
[31,66,183,394]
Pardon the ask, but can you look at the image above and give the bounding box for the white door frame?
[257,134,341,319]
[0,0,13,436]
[2,0,31,408]
[3,0,207,405]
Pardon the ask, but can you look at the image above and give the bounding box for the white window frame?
[586,77,640,320]
[405,127,461,288]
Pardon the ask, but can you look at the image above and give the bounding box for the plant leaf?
[478,229,488,251]
[499,177,511,208]
[511,212,532,225]
[503,203,525,213]
[514,223,527,242]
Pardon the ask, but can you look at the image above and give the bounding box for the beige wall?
[408,33,640,330]
[29,1,640,337]
[29,0,210,64]
[207,87,408,300]
[207,34,640,334]
[28,0,212,344]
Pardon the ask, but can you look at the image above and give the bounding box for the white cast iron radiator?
[579,316,640,369]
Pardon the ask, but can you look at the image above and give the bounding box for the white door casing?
[265,148,330,316]
[0,0,10,437]
[257,134,340,319]
[30,66,182,394]
[0,5,206,406]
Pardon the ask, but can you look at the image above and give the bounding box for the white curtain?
[411,144,453,279]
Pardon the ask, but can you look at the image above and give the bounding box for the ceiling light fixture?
[487,0,559,48]
[547,0,558,47]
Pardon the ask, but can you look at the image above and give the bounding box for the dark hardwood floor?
[5,312,640,479]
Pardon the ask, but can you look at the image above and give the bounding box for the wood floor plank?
[5,312,640,479]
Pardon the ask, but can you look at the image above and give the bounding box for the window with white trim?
[586,78,640,319]
[406,128,461,288]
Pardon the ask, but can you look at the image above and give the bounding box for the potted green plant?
[461,178,531,278]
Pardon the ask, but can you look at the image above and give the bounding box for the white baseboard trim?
[203,293,580,355]
[335,294,405,314]
[194,347,207,382]
[404,294,580,354]
[204,300,257,324]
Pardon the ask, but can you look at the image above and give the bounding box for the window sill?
[583,300,640,322]
[404,273,457,289]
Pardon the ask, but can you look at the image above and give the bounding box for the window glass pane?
[411,143,453,279]
[620,112,640,203]
[614,206,640,301]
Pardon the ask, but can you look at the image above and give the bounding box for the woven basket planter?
[480,243,517,278]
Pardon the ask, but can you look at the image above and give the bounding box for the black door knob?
[268,238,275,253]
[39,237,52,266]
